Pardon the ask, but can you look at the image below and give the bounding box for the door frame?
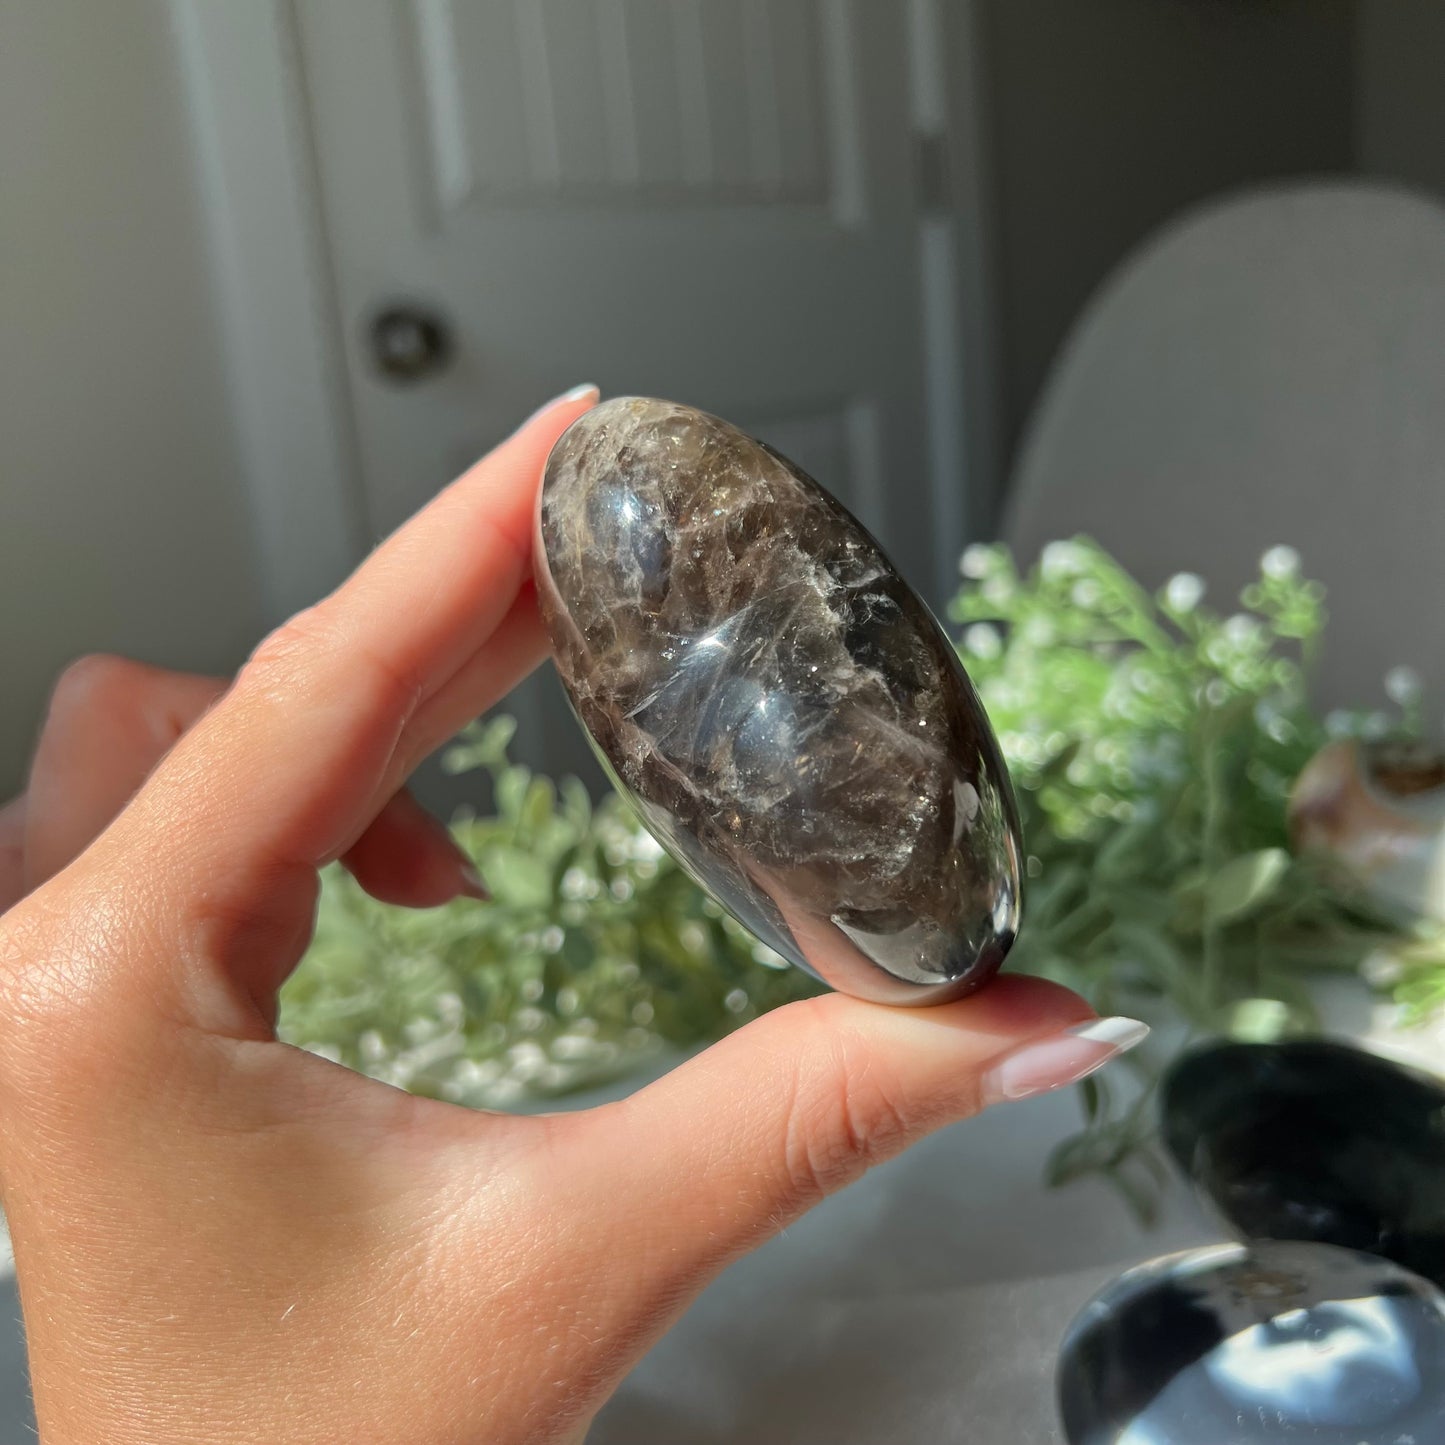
[173,0,1002,621]
[171,0,368,625]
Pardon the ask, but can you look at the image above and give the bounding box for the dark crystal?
[1161,1039,1445,1287]
[1058,1240,1445,1444]
[534,397,1021,1004]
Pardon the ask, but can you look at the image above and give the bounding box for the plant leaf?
[1204,848,1290,925]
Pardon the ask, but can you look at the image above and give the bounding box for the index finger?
[89,386,598,1030]
[0,796,25,915]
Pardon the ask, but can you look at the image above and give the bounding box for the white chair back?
[1004,182,1445,714]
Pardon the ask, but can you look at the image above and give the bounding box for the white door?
[293,0,954,777]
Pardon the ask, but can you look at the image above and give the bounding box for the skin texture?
[0,391,1094,1444]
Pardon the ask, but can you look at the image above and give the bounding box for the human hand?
[0,389,1141,1444]
[0,658,488,916]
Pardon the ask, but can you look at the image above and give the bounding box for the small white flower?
[550,1031,599,1061]
[1164,573,1205,613]
[1261,545,1300,580]
[1040,540,1085,581]
[963,622,1003,660]
[1324,709,1355,739]
[1021,616,1056,647]
[506,1041,548,1071]
[455,1058,502,1087]
[536,1064,576,1092]
[560,865,593,900]
[1071,578,1102,608]
[1384,665,1422,705]
[982,575,1014,606]
[402,1016,438,1045]
[480,1077,527,1108]
[959,543,994,579]
[1224,614,1259,647]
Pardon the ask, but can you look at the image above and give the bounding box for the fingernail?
[982,1017,1150,1106]
[520,384,599,431]
[457,863,491,902]
[556,382,600,405]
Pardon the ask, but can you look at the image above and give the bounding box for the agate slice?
[534,397,1021,1004]
[1289,738,1445,924]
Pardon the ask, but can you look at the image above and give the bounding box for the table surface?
[579,1059,1214,1444]
[588,994,1445,1443]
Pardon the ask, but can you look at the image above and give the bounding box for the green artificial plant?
[280,538,1440,1212]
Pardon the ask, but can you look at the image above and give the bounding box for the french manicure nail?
[520,384,600,431]
[457,863,491,902]
[982,1017,1150,1106]
[557,382,600,405]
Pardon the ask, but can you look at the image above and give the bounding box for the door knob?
[366,303,453,384]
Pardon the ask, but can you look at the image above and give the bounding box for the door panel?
[411,0,833,205]
[296,0,937,781]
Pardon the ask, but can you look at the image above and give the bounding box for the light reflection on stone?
[1058,1241,1445,1444]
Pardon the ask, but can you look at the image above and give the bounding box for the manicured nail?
[982,1017,1150,1106]
[457,863,491,902]
[556,382,600,405]
[520,384,599,431]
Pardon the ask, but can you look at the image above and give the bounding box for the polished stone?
[1058,1240,1445,1444]
[1161,1040,1445,1287]
[534,397,1021,1004]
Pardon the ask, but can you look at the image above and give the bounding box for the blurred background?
[4,0,1444,799]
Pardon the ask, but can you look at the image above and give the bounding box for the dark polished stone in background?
[1162,1040,1445,1288]
[535,397,1021,1004]
[1058,1240,1445,1444]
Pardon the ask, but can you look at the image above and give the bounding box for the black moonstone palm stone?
[533,397,1022,1005]
[1057,1240,1445,1445]
[1161,1040,1445,1288]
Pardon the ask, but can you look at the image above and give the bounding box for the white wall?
[978,0,1357,479]
[0,1,264,796]
[1356,0,1445,198]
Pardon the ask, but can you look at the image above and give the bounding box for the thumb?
[573,976,1144,1303]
